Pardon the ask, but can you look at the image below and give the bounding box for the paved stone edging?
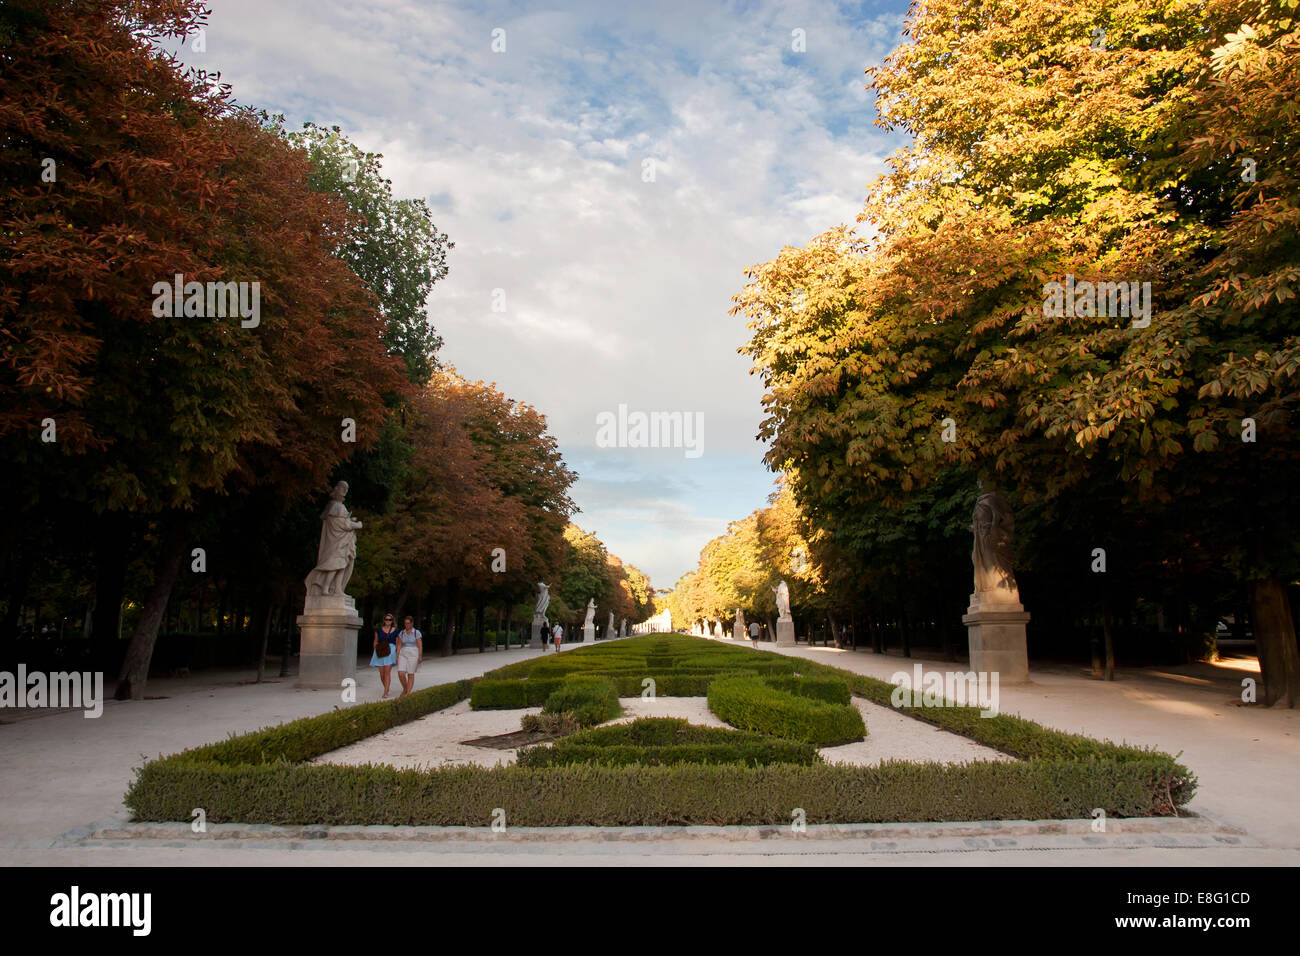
[68,813,1249,845]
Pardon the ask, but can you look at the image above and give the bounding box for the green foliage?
[542,676,621,727]
[519,712,581,736]
[158,678,473,766]
[126,759,1191,826]
[708,675,866,745]
[518,718,820,768]
[760,676,852,705]
[471,678,564,709]
[284,122,452,384]
[122,636,1197,825]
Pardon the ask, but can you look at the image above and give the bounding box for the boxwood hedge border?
[124,636,1196,825]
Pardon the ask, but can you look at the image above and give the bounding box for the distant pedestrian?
[395,615,422,697]
[540,620,551,651]
[371,612,399,698]
[749,620,760,648]
[553,623,564,652]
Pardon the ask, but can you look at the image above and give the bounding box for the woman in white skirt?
[396,615,423,698]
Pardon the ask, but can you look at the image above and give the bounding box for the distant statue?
[773,580,792,621]
[607,611,615,631]
[735,608,745,628]
[533,582,550,623]
[305,481,363,598]
[583,599,596,627]
[971,477,1019,601]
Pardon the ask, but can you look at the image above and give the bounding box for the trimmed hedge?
[542,676,621,727]
[761,675,851,706]
[182,678,475,765]
[126,758,1189,826]
[123,635,1198,825]
[791,660,1195,791]
[708,676,866,745]
[516,717,820,767]
[471,678,564,709]
[470,670,769,706]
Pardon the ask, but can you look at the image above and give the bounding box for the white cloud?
[193,0,910,586]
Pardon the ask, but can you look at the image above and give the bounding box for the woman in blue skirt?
[371,612,399,698]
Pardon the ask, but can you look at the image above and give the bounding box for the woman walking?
[396,615,422,697]
[371,612,399,698]
[552,622,564,652]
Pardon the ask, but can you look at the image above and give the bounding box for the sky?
[181,0,912,590]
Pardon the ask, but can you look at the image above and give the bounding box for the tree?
[1,0,406,695]
[283,122,453,384]
[734,0,1300,699]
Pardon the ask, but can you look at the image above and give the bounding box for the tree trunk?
[254,594,272,682]
[114,523,187,700]
[476,602,485,653]
[504,607,513,649]
[91,515,130,670]
[441,579,460,657]
[1102,606,1115,682]
[1251,577,1300,708]
[279,596,293,678]
[392,585,410,625]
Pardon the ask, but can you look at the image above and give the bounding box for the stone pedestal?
[582,624,595,643]
[776,618,796,646]
[962,595,1030,684]
[530,621,543,649]
[296,594,362,689]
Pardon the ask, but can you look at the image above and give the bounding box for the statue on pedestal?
[305,481,363,599]
[773,580,792,622]
[534,582,550,624]
[583,599,596,628]
[971,478,1020,604]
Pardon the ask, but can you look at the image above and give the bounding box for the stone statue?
[583,599,596,627]
[971,478,1019,602]
[607,611,615,631]
[735,608,745,628]
[533,582,550,624]
[773,580,792,621]
[305,481,363,599]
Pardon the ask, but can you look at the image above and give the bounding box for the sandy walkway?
[316,694,1011,769]
[316,698,541,769]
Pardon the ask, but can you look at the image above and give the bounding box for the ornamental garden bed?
[124,635,1196,826]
